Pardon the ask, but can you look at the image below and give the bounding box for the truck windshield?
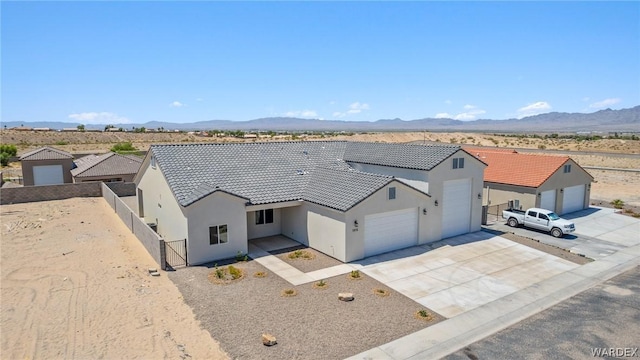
[548,213,560,220]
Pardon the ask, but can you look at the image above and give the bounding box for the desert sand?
[0,198,228,359]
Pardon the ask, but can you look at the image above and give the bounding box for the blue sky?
[2,1,639,125]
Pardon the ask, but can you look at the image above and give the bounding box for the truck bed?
[505,208,525,215]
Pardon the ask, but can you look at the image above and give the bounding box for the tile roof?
[71,152,143,178]
[150,141,460,209]
[19,147,73,161]
[303,167,393,211]
[344,142,461,170]
[467,148,570,187]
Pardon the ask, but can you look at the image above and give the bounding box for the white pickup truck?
[502,207,575,238]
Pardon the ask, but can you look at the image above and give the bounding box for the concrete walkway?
[247,236,359,286]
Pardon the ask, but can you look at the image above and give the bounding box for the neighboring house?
[72,152,143,183]
[135,141,486,265]
[19,147,74,186]
[466,147,593,215]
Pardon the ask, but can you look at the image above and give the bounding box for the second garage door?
[561,184,586,215]
[364,208,418,258]
[442,178,472,239]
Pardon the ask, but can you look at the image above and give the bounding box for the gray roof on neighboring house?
[149,141,460,209]
[72,152,142,178]
[344,142,461,171]
[19,147,74,161]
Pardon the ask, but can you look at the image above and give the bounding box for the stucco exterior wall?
[345,181,431,262]
[247,208,282,239]
[427,150,486,238]
[308,210,347,261]
[21,159,74,186]
[136,162,188,244]
[74,173,136,183]
[184,191,248,265]
[484,183,537,209]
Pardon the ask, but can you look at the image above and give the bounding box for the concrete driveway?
[487,207,640,260]
[356,231,578,318]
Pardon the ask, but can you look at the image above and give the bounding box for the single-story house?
[72,152,143,183]
[465,147,593,215]
[20,147,74,186]
[134,141,486,265]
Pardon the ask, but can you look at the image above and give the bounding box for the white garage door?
[562,184,586,215]
[33,165,64,185]
[540,189,556,212]
[364,208,418,258]
[442,178,472,239]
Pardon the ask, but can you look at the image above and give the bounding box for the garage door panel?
[364,208,418,258]
[442,178,471,239]
[562,184,585,215]
[33,165,64,185]
[540,190,556,211]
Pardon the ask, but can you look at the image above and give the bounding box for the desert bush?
[228,265,243,279]
[348,270,362,279]
[110,142,137,153]
[281,288,297,297]
[610,199,625,209]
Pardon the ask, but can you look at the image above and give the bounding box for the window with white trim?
[388,187,396,200]
[453,157,465,169]
[255,209,274,225]
[151,156,156,169]
[209,225,228,245]
[563,164,571,173]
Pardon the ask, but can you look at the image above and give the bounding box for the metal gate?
[486,203,510,224]
[165,239,187,270]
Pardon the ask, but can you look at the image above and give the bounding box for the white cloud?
[347,102,370,114]
[284,109,318,118]
[331,101,370,118]
[517,101,551,118]
[589,98,621,109]
[170,101,185,107]
[68,112,131,124]
[435,104,486,121]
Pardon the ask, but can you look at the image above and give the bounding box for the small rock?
[262,333,277,346]
[338,292,354,301]
[150,271,160,277]
[148,268,157,273]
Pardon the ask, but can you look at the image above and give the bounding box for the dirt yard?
[0,198,228,360]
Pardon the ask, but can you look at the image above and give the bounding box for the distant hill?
[2,106,638,132]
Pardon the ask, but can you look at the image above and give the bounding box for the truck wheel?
[551,228,563,238]
[508,218,518,227]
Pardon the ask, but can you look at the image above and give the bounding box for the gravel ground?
[498,232,593,265]
[272,246,343,273]
[168,260,444,360]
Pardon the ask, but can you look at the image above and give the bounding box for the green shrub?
[0,153,9,166]
[110,142,137,153]
[610,199,625,209]
[228,265,242,279]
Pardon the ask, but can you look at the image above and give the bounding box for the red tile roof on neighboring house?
[464,147,569,188]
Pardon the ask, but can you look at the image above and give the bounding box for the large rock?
[338,292,354,302]
[262,333,277,346]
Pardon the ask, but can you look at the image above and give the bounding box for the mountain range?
[2,106,639,133]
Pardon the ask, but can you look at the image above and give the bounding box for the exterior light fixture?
[560,188,564,193]
[538,193,541,197]
[423,208,427,215]
[354,220,358,227]
[434,200,439,206]
[477,193,482,200]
